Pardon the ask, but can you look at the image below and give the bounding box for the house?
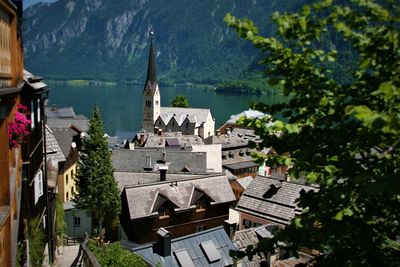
[141,32,215,139]
[205,128,265,178]
[235,175,316,229]
[131,226,243,267]
[120,174,236,243]
[46,105,89,132]
[0,1,25,265]
[233,225,279,267]
[51,126,81,203]
[63,201,92,239]
[233,224,314,267]
[218,109,267,134]
[112,148,208,175]
[230,175,253,201]
[132,131,204,148]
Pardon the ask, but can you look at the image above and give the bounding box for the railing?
[63,234,85,246]
[81,232,101,267]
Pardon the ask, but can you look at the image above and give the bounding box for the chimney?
[216,129,221,136]
[144,154,152,171]
[156,228,171,257]
[159,165,168,181]
[154,126,159,134]
[158,129,163,136]
[226,128,231,135]
[140,134,145,145]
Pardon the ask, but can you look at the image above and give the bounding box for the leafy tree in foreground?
[171,94,190,107]
[225,0,400,265]
[75,104,121,236]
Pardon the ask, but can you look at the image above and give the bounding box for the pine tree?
[75,104,121,235]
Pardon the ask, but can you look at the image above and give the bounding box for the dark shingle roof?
[236,176,316,226]
[51,127,79,158]
[45,125,66,163]
[233,225,278,267]
[45,106,76,118]
[132,226,241,267]
[123,175,235,220]
[112,149,208,174]
[114,172,205,191]
[47,117,89,132]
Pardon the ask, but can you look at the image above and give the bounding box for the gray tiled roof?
[114,172,205,191]
[226,109,266,124]
[236,176,316,226]
[233,225,278,267]
[139,132,204,148]
[51,127,79,158]
[132,226,241,267]
[45,106,76,118]
[237,176,253,190]
[123,174,235,220]
[45,125,66,163]
[112,149,207,174]
[47,117,89,132]
[160,107,211,127]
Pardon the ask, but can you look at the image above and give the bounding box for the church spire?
[146,30,157,83]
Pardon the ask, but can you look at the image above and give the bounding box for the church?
[141,33,215,139]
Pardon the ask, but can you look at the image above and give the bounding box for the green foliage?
[88,241,147,267]
[75,104,121,236]
[55,194,65,239]
[28,217,46,267]
[171,94,190,107]
[226,0,400,265]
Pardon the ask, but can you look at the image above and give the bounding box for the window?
[155,101,159,105]
[0,10,11,75]
[158,206,170,219]
[74,216,81,227]
[195,225,206,232]
[196,199,207,211]
[37,98,41,122]
[66,192,69,200]
[66,174,69,184]
[71,169,74,178]
[146,100,151,107]
[30,100,35,129]
[243,219,252,229]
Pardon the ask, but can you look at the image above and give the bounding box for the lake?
[47,83,286,135]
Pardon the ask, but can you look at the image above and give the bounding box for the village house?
[218,109,267,134]
[204,128,266,178]
[235,175,316,229]
[141,32,215,139]
[120,174,236,243]
[131,226,242,267]
[46,105,90,132]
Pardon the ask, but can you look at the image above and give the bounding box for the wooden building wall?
[0,1,24,266]
[121,196,231,244]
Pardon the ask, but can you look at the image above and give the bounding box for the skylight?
[200,240,221,263]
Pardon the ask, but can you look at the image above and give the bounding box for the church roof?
[160,107,211,127]
[146,33,157,83]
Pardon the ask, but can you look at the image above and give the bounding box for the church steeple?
[142,29,161,132]
[146,30,157,83]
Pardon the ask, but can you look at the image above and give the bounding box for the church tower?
[142,31,161,132]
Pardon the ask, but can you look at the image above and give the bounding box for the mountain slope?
[23,0,307,83]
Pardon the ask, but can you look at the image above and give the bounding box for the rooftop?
[236,175,317,226]
[123,174,235,220]
[112,148,208,174]
[131,226,240,267]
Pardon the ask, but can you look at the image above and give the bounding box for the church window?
[146,100,151,107]
[155,101,159,105]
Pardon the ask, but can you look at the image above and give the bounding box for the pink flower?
[8,104,31,148]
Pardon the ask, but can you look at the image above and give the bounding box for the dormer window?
[158,206,170,219]
[263,184,281,198]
